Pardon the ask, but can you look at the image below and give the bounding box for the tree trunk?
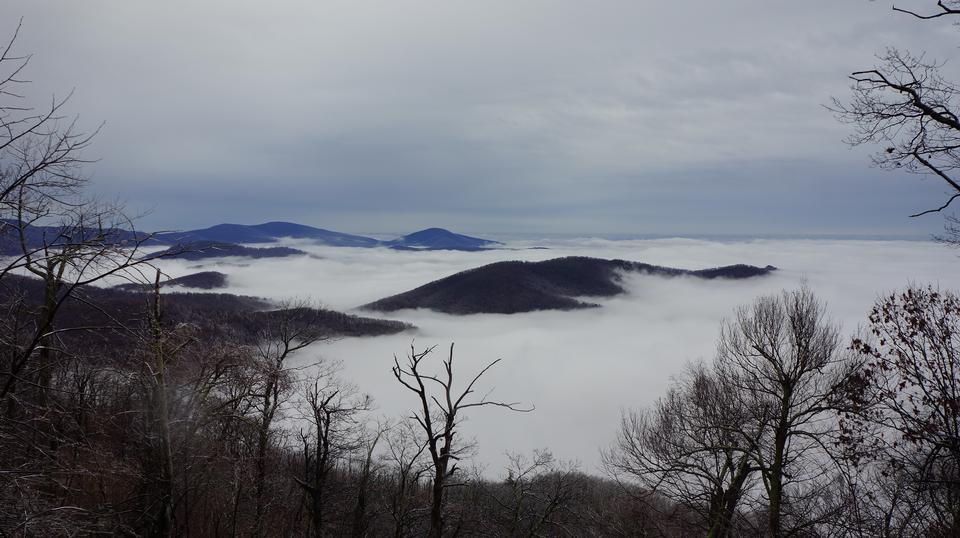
[351,453,374,538]
[428,466,445,538]
[33,268,62,410]
[768,422,789,538]
[253,379,277,538]
[708,458,751,538]
[253,422,269,537]
[151,275,175,538]
[153,374,174,538]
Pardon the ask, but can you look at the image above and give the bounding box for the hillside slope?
[361,256,776,314]
[114,271,229,291]
[2,274,413,339]
[147,241,307,260]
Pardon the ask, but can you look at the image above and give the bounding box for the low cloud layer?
[144,237,960,474]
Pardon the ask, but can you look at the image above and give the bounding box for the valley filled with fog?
[141,236,960,473]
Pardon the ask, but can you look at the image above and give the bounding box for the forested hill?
[361,256,777,315]
[1,274,414,339]
[147,241,308,260]
[114,271,229,291]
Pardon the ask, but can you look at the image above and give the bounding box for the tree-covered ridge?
[362,256,777,314]
[114,270,229,291]
[1,274,413,340]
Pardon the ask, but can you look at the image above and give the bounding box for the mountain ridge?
[2,219,501,253]
[386,227,502,251]
[152,222,500,251]
[147,241,308,260]
[114,271,229,291]
[2,273,414,339]
[152,221,381,247]
[361,256,777,315]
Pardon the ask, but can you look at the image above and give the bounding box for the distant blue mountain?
[3,219,502,255]
[152,221,380,247]
[386,228,502,251]
[0,219,149,255]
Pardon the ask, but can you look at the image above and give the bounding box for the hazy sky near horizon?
[5,1,960,236]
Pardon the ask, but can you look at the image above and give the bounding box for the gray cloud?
[4,1,958,235]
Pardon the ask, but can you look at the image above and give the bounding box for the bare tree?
[382,417,432,537]
[294,360,372,538]
[348,419,387,538]
[0,19,153,410]
[841,286,960,535]
[249,301,332,537]
[833,47,960,218]
[487,449,582,537]
[716,286,852,538]
[135,271,194,537]
[831,2,960,239]
[391,343,531,538]
[0,19,98,241]
[0,21,162,535]
[604,362,762,538]
[836,464,936,538]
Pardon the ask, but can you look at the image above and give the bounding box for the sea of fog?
[139,237,960,475]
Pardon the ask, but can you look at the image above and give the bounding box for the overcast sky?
[5,1,960,237]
